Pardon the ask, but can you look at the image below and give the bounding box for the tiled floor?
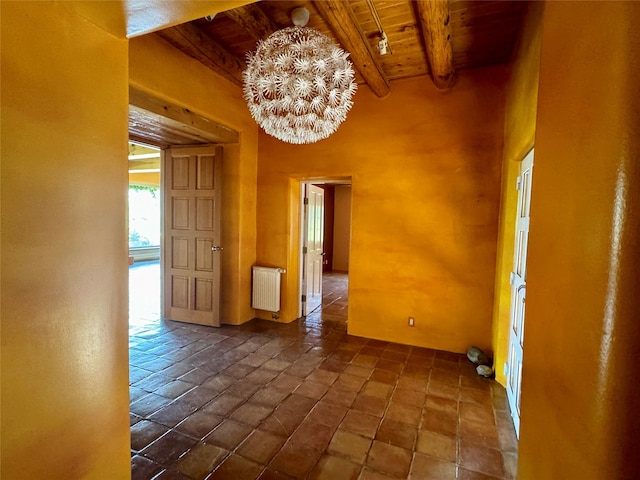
[130,263,518,479]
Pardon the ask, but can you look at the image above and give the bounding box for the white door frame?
[506,148,534,436]
[298,182,306,318]
[300,183,324,316]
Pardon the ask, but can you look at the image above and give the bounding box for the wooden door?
[506,149,534,436]
[303,185,325,315]
[162,145,222,327]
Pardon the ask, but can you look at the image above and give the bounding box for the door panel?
[171,276,189,309]
[171,237,189,268]
[172,157,190,189]
[195,278,214,311]
[197,155,216,189]
[163,145,222,326]
[506,149,534,436]
[196,239,214,271]
[172,198,189,229]
[196,198,214,230]
[303,185,325,315]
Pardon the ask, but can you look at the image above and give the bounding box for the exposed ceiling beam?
[416,0,455,90]
[224,3,277,42]
[314,0,390,98]
[155,23,245,87]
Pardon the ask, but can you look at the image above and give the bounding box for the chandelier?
[243,8,357,144]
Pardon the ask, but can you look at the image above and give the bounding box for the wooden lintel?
[129,85,240,144]
[155,23,245,87]
[416,0,455,90]
[224,3,277,42]
[314,0,390,98]
[129,105,230,146]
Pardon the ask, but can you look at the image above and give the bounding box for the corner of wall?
[1,2,130,477]
[491,2,543,386]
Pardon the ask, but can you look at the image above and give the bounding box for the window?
[128,141,161,253]
[129,185,160,249]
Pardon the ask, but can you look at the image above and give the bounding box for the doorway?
[128,141,161,328]
[299,181,352,325]
[128,88,240,329]
[506,149,534,436]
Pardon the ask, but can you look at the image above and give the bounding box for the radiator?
[252,266,286,312]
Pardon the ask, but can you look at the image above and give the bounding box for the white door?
[506,149,534,436]
[303,185,325,315]
[162,145,222,327]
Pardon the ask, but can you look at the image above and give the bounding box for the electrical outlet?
[408,317,415,327]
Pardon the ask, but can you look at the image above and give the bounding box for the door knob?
[211,246,223,252]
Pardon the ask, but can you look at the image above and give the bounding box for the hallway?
[304,271,349,329]
[129,263,517,479]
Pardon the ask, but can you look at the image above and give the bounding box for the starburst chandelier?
[243,7,357,144]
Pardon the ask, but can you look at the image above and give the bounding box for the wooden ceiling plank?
[349,0,407,17]
[416,0,455,90]
[128,159,160,171]
[129,116,215,146]
[128,133,168,149]
[155,23,245,87]
[148,0,527,97]
[224,3,278,42]
[129,86,239,144]
[314,0,390,98]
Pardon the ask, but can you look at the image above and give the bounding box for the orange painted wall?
[256,70,507,353]
[129,34,259,326]
[492,2,543,386]
[518,2,640,478]
[1,2,131,478]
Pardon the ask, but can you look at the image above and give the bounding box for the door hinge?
[303,197,309,205]
[302,246,307,254]
[516,176,522,190]
[301,294,306,302]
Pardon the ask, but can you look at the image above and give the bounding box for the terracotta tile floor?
[130,264,518,479]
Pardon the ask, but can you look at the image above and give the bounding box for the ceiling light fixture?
[365,0,393,56]
[378,32,389,55]
[242,7,357,144]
